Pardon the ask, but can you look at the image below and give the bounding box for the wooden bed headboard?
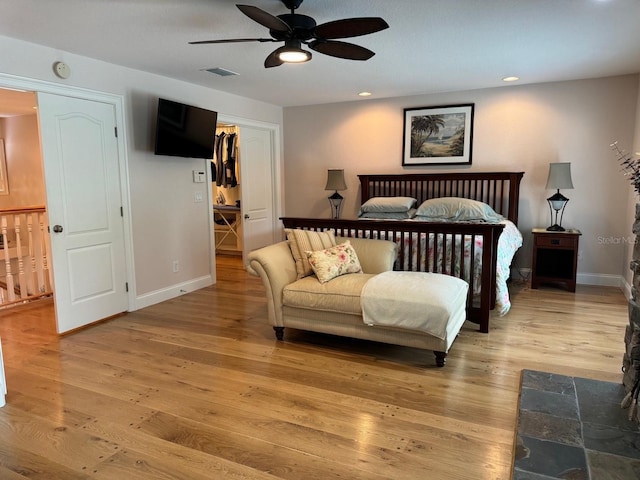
[358,172,525,225]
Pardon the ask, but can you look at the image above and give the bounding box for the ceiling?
[1,0,640,108]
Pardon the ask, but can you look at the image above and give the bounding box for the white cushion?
[283,273,377,315]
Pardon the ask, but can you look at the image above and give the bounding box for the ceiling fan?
[189,0,389,68]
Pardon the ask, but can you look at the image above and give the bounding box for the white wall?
[283,75,639,283]
[0,35,283,302]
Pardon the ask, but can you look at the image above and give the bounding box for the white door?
[37,93,129,334]
[240,126,276,261]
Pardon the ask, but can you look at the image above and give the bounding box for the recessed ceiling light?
[502,76,520,82]
[358,91,372,97]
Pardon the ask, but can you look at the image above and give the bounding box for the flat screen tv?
[154,98,218,159]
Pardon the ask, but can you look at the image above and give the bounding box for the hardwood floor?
[0,255,629,479]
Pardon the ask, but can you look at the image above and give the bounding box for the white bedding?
[359,219,523,315]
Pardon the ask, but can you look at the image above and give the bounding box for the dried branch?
[611,142,640,195]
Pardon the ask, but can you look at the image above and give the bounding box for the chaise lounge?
[248,232,469,366]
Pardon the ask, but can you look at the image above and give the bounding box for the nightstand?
[531,228,581,292]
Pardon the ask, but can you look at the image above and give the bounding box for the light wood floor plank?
[0,255,630,479]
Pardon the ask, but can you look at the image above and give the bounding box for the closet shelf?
[213,205,242,254]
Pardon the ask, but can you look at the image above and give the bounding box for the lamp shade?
[325,169,347,191]
[545,163,574,190]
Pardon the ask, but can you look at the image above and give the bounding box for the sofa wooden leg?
[273,326,284,341]
[434,351,447,367]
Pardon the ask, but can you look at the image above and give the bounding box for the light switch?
[192,170,206,183]
[194,191,203,203]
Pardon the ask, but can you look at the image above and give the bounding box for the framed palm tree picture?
[402,104,474,166]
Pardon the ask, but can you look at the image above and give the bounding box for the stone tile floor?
[513,369,640,479]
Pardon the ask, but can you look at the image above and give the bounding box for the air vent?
[204,67,239,77]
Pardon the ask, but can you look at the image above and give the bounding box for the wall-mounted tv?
[154,98,218,159]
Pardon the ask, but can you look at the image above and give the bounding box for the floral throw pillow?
[306,240,363,284]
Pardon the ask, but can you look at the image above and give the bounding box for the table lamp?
[325,169,347,219]
[545,162,573,231]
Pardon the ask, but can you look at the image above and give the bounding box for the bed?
[281,171,524,333]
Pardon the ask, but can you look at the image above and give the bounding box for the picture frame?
[402,103,474,166]
[0,139,8,195]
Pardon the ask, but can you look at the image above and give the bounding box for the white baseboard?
[511,267,531,282]
[621,277,632,301]
[512,268,626,293]
[133,275,214,311]
[576,273,624,288]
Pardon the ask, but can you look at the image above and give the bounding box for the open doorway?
[0,77,134,336]
[0,88,53,322]
[212,123,242,260]
[212,117,281,278]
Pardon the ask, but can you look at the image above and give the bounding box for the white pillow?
[415,197,503,222]
[306,240,363,283]
[359,196,417,214]
[359,209,417,220]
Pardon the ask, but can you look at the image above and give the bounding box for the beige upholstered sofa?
[248,236,465,366]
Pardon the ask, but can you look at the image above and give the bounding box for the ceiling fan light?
[278,48,311,63]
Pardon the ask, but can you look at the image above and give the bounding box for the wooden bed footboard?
[282,171,524,333]
[281,217,505,333]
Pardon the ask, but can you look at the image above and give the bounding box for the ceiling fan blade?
[264,48,285,68]
[237,4,291,33]
[314,17,389,40]
[189,38,275,45]
[309,40,375,60]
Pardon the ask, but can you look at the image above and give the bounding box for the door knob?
[244,214,250,219]
[52,225,63,233]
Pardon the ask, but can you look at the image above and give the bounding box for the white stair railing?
[38,212,51,294]
[1,216,16,303]
[0,206,52,307]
